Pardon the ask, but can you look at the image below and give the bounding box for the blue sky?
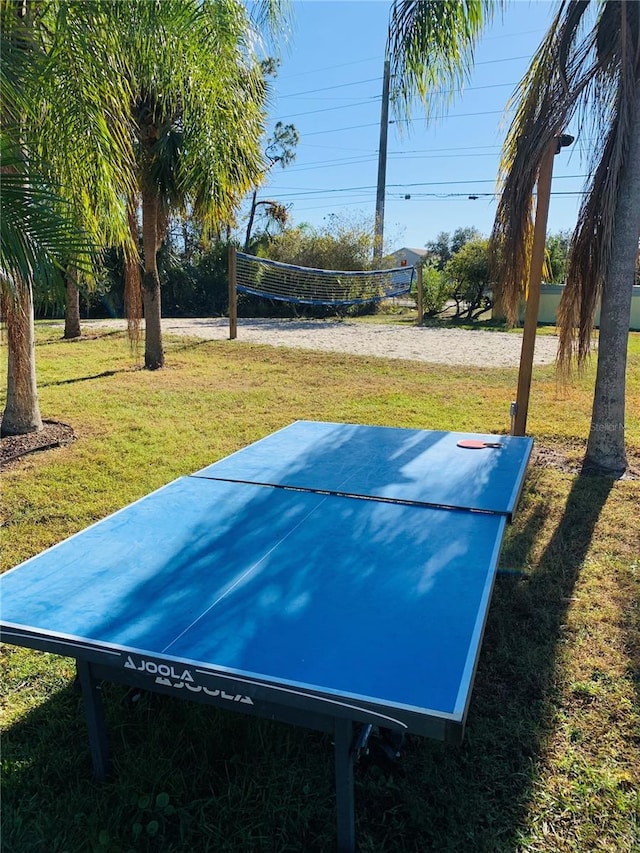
[244,0,588,254]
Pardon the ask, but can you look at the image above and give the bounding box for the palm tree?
[492,1,639,475]
[1,0,284,434]
[42,3,137,342]
[0,137,94,434]
[1,0,134,436]
[106,0,278,369]
[388,0,639,475]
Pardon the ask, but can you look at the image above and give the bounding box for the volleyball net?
[234,251,415,307]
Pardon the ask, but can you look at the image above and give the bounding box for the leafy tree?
[425,227,481,271]
[389,0,640,474]
[264,214,376,272]
[424,231,452,270]
[545,230,571,283]
[492,1,640,474]
[104,0,275,369]
[161,240,230,317]
[451,226,482,255]
[420,264,452,316]
[245,120,299,251]
[445,238,492,319]
[1,0,132,436]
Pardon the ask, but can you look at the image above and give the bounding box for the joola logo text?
[122,655,254,705]
[124,655,194,682]
[154,677,254,704]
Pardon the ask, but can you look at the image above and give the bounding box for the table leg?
[334,717,356,853]
[76,659,111,780]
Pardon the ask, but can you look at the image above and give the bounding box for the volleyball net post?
[228,245,237,340]
[416,263,424,325]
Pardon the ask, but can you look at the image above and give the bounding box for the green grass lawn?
[1,325,639,852]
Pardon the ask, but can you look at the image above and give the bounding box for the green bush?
[420,264,452,316]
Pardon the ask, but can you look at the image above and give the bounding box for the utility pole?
[373,59,390,265]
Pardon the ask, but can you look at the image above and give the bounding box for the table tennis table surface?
[0,420,533,740]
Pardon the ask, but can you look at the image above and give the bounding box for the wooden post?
[228,245,237,340]
[416,264,424,325]
[512,137,558,436]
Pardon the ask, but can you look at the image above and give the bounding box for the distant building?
[387,247,428,268]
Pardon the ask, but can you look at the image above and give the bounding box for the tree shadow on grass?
[0,473,617,853]
[37,338,211,388]
[0,673,339,853]
[354,470,616,851]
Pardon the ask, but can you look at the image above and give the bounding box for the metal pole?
[416,264,424,325]
[228,244,237,340]
[512,136,560,436]
[334,717,356,853]
[77,659,111,780]
[373,59,390,264]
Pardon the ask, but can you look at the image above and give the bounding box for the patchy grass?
[1,325,639,852]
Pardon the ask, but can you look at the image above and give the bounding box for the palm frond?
[247,0,292,52]
[490,0,597,324]
[388,0,498,124]
[492,0,640,372]
[0,139,96,299]
[558,0,640,368]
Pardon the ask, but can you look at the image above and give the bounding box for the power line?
[278,78,516,102]
[391,107,512,125]
[276,82,522,121]
[279,77,382,99]
[303,121,380,137]
[281,150,507,176]
[278,98,380,120]
[277,56,381,82]
[287,106,514,138]
[262,174,588,200]
[288,188,586,215]
[276,51,536,85]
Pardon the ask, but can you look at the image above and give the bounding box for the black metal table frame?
[3,625,464,852]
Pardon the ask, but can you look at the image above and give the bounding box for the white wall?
[518,283,640,331]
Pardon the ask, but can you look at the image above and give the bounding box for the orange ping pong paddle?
[456,439,504,449]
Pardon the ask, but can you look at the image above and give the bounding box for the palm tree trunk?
[64,269,81,339]
[585,88,640,475]
[492,281,507,322]
[141,188,164,370]
[1,283,43,436]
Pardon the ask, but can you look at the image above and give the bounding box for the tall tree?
[108,0,280,369]
[0,142,81,435]
[388,0,639,475]
[1,0,133,436]
[244,120,299,251]
[492,0,640,474]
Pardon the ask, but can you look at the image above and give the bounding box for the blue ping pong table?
[0,421,532,851]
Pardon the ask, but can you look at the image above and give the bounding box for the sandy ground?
[80,317,562,368]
